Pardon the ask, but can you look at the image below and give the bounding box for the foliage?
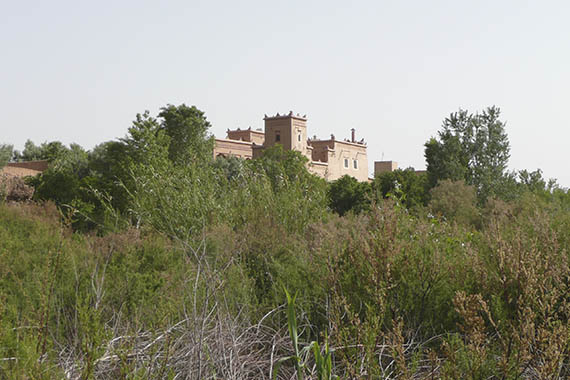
[158,104,215,165]
[16,140,68,162]
[425,106,510,202]
[2,103,569,377]
[18,140,45,161]
[373,168,429,209]
[121,111,171,167]
[428,179,480,227]
[246,145,328,233]
[1,171,569,377]
[274,289,336,380]
[0,144,13,168]
[328,175,371,216]
[29,143,88,203]
[23,143,96,230]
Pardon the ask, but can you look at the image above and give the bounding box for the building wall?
[291,117,310,159]
[215,112,371,182]
[263,115,293,150]
[0,166,43,177]
[263,113,308,154]
[308,140,333,163]
[214,139,254,159]
[308,161,329,179]
[252,145,265,159]
[226,128,265,145]
[328,140,369,182]
[374,161,398,176]
[307,140,368,181]
[6,161,49,172]
[0,161,49,178]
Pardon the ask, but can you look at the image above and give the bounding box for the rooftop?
[263,111,307,121]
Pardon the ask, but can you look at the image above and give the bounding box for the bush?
[429,179,480,227]
[328,175,371,216]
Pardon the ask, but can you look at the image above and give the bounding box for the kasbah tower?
[213,111,398,182]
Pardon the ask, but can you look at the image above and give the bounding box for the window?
[344,158,349,168]
[276,133,280,142]
[353,159,358,169]
[298,134,301,142]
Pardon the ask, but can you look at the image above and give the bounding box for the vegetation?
[0,144,12,168]
[424,106,511,202]
[1,104,569,378]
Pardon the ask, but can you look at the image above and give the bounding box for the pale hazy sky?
[1,1,569,186]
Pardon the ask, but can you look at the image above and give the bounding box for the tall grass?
[1,191,569,378]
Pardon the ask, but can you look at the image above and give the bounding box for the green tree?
[247,145,328,232]
[213,155,247,182]
[31,143,89,205]
[17,140,69,162]
[121,111,170,167]
[253,145,313,191]
[328,175,372,216]
[373,168,428,209]
[18,140,44,161]
[42,141,69,162]
[158,104,214,165]
[0,144,13,168]
[517,169,558,195]
[425,106,510,202]
[84,141,131,212]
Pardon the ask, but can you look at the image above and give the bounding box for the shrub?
[429,179,480,227]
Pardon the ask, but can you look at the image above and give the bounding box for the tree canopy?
[16,140,69,162]
[0,144,13,168]
[373,168,428,209]
[158,104,214,164]
[425,106,510,202]
[328,175,371,216]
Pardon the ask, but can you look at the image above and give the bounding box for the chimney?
[351,128,355,143]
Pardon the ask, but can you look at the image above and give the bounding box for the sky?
[1,0,569,187]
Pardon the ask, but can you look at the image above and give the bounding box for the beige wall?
[309,140,334,163]
[308,140,368,182]
[252,145,265,159]
[226,129,265,145]
[264,116,292,150]
[329,141,368,182]
[291,118,310,158]
[263,113,308,152]
[214,139,254,159]
[217,112,371,183]
[308,161,329,179]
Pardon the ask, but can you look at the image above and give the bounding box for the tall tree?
[17,140,69,162]
[0,144,13,168]
[158,104,214,165]
[19,140,44,161]
[31,143,89,205]
[121,111,170,167]
[425,106,510,202]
